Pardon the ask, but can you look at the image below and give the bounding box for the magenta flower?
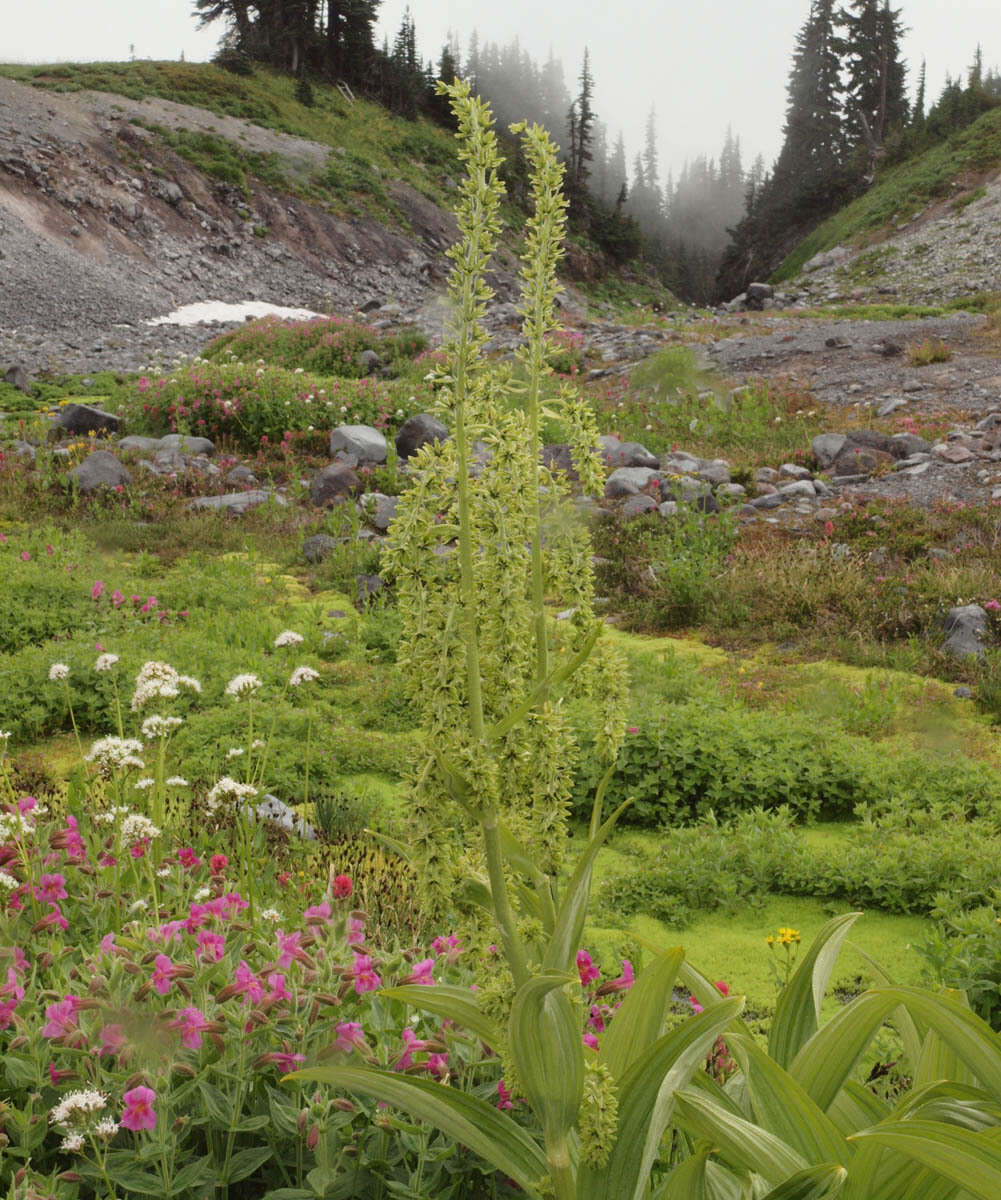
[333,1021,367,1054]
[576,949,600,987]
[169,1007,210,1050]
[583,1033,599,1050]
[111,589,125,608]
[266,972,292,1003]
[234,960,265,1004]
[33,874,67,904]
[351,954,382,995]
[150,921,184,947]
[346,916,365,947]
[150,954,177,996]
[98,1023,125,1058]
[986,599,1001,612]
[121,1086,157,1132]
[405,958,435,986]
[497,1079,514,1110]
[195,930,225,962]
[8,946,28,976]
[0,998,17,1029]
[38,903,69,931]
[41,995,80,1039]
[426,1052,449,1079]
[275,930,305,970]
[394,1027,430,1071]
[91,581,105,600]
[270,1050,306,1072]
[303,899,332,925]
[431,933,463,962]
[177,847,201,869]
[598,959,635,996]
[99,933,117,956]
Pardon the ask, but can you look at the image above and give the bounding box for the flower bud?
[306,1123,320,1151]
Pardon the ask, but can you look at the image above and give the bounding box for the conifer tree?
[838,0,908,159]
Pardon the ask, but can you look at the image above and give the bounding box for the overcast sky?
[4,0,996,176]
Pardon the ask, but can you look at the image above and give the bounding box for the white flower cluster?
[94,805,131,825]
[274,630,304,648]
[225,673,262,699]
[48,663,70,681]
[226,747,244,760]
[94,653,120,672]
[134,778,155,791]
[0,811,35,842]
[260,908,282,922]
[166,776,189,788]
[131,662,201,711]
[50,1088,107,1126]
[289,666,320,688]
[85,737,145,777]
[120,813,161,845]
[0,870,18,891]
[141,714,183,740]
[206,776,258,815]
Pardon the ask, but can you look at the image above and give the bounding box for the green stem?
[63,683,83,761]
[546,1135,577,1200]
[303,702,313,810]
[481,814,529,986]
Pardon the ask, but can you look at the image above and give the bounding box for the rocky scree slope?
[0,74,477,374]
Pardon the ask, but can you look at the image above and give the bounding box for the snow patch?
[146,300,323,327]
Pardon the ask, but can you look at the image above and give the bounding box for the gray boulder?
[396,412,450,461]
[67,450,131,493]
[303,533,340,564]
[54,404,121,437]
[812,433,848,469]
[4,364,30,393]
[943,605,989,658]
[362,492,399,532]
[312,462,362,506]
[118,435,162,453]
[621,494,659,518]
[358,349,381,375]
[189,490,287,514]
[604,467,660,498]
[542,443,579,481]
[251,794,316,840]
[226,465,258,486]
[153,448,189,475]
[330,423,386,466]
[599,436,658,469]
[160,433,216,457]
[11,440,36,461]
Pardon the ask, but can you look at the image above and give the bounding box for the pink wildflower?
[497,1079,514,1109]
[42,995,80,1039]
[431,933,463,962]
[99,933,117,955]
[986,599,1001,613]
[333,1021,367,1054]
[61,815,87,863]
[111,589,125,608]
[576,949,600,987]
[34,873,67,904]
[38,903,68,931]
[689,995,704,1015]
[332,874,352,898]
[405,958,435,986]
[346,916,365,947]
[168,1007,210,1050]
[275,930,305,970]
[48,1061,73,1086]
[121,1086,157,1132]
[91,581,105,600]
[304,899,332,925]
[8,946,28,976]
[598,959,635,996]
[150,954,177,996]
[234,960,265,1004]
[177,847,201,869]
[427,1052,449,1079]
[394,1027,430,1071]
[266,972,292,1003]
[98,1023,125,1058]
[351,954,382,995]
[583,1033,599,1050]
[196,931,226,964]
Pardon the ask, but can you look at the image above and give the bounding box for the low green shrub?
[118,361,430,452]
[572,700,1001,827]
[201,315,428,378]
[918,892,1001,1029]
[598,805,1001,926]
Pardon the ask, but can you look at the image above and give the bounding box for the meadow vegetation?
[4,79,1001,1200]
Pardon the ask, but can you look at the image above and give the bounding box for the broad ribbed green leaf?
[760,1163,848,1200]
[543,798,632,973]
[654,1149,710,1199]
[789,987,1001,1116]
[379,985,501,1049]
[915,1027,978,1090]
[580,998,745,1200]
[509,972,583,1142]
[893,1080,1001,1131]
[849,943,923,1071]
[729,1032,849,1166]
[285,1065,546,1195]
[769,914,862,1070]
[851,1122,1001,1200]
[672,1086,810,1186]
[827,1079,889,1137]
[598,948,684,1083]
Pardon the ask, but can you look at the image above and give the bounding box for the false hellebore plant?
[290,79,745,1200]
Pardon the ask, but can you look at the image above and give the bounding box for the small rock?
[189,490,286,514]
[604,467,659,498]
[226,465,258,485]
[954,686,974,700]
[67,450,131,493]
[3,364,30,393]
[934,444,974,464]
[54,404,121,437]
[358,349,381,375]
[311,462,362,505]
[160,433,215,457]
[330,424,386,466]
[778,463,812,480]
[811,433,848,469]
[395,413,449,461]
[750,493,785,510]
[621,494,659,518]
[303,533,340,563]
[943,605,988,659]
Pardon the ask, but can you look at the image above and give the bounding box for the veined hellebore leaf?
[509,971,583,1142]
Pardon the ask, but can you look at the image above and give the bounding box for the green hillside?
[774,106,1001,282]
[0,60,463,222]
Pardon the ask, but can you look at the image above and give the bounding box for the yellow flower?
[765,935,775,946]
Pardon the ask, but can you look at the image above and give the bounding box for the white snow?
[146,300,324,327]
